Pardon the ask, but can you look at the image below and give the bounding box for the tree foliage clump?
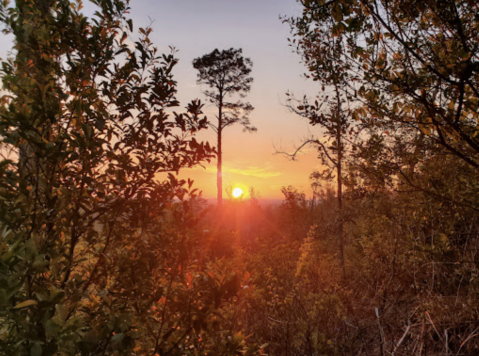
[231,0,479,354]
[288,0,479,205]
[0,1,263,355]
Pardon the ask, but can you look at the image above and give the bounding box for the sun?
[232,187,244,198]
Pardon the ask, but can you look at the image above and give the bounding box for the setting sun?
[232,187,244,198]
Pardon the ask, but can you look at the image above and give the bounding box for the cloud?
[202,165,282,179]
[228,166,282,178]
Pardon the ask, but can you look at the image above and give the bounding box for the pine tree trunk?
[336,87,345,277]
[337,146,345,277]
[217,128,222,208]
[217,93,223,208]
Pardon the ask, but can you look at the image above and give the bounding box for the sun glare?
[232,187,244,198]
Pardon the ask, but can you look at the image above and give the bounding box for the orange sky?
[179,106,324,200]
[0,0,327,200]
[144,0,326,199]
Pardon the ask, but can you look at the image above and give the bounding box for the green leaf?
[45,319,62,339]
[331,4,343,22]
[31,343,42,356]
[111,333,125,350]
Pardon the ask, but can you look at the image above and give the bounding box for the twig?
[392,320,411,355]
[456,328,478,356]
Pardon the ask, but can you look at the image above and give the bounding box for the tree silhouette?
[0,0,216,353]
[193,48,255,207]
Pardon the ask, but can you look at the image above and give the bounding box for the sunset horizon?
[1,0,478,354]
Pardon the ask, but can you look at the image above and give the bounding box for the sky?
[0,0,325,200]
[132,0,324,199]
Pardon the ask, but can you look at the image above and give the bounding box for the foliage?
[234,182,479,354]
[227,2,479,352]
[192,48,255,133]
[277,186,312,241]
[287,0,479,205]
[0,0,263,355]
[2,0,479,355]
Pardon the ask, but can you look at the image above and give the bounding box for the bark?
[336,86,345,277]
[217,91,223,208]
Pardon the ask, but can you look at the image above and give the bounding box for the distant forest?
[1,0,479,355]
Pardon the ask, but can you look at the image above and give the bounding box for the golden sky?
[146,0,326,199]
[178,100,325,199]
[181,130,323,199]
[0,0,326,200]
